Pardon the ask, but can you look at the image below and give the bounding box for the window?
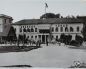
[35,28,37,32]
[31,36,33,38]
[23,28,27,32]
[56,36,58,39]
[23,26,24,28]
[52,27,54,32]
[31,28,34,32]
[63,24,65,27]
[65,27,68,32]
[55,27,58,32]
[20,28,22,32]
[35,36,37,39]
[27,36,29,38]
[77,26,79,32]
[27,28,30,32]
[60,27,63,32]
[70,27,74,32]
[25,26,26,28]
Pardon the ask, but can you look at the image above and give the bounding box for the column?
[45,35,46,43]
[41,35,42,42]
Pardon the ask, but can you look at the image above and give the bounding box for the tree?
[55,14,60,18]
[40,13,61,19]
[60,34,72,45]
[65,34,72,45]
[75,35,83,45]
[81,26,86,41]
[60,33,65,43]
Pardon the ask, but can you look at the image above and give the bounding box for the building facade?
[0,14,16,43]
[13,18,83,43]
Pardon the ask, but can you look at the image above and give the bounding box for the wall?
[13,23,83,42]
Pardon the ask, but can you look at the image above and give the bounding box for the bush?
[60,34,72,45]
[75,35,83,45]
[70,40,80,47]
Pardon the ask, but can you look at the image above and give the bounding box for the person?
[38,38,41,47]
[31,38,33,46]
[46,37,50,46]
[35,38,38,46]
[46,39,48,46]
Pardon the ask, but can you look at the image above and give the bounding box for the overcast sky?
[0,0,86,22]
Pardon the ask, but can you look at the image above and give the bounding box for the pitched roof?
[12,18,83,25]
[0,14,12,19]
[0,24,11,36]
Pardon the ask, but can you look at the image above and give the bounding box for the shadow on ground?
[0,46,41,53]
[68,46,86,50]
[0,65,32,68]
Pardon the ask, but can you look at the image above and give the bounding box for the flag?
[45,3,48,8]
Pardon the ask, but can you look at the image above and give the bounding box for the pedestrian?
[46,38,48,46]
[35,38,38,46]
[38,38,41,47]
[46,37,50,46]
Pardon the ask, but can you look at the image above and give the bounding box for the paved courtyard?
[0,44,86,68]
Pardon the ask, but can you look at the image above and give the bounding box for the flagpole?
[45,3,46,19]
[45,3,48,19]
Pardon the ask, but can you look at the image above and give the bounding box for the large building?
[0,14,16,43]
[13,18,84,43]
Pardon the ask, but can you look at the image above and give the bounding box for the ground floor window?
[31,36,33,38]
[35,36,37,39]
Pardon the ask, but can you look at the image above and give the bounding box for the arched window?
[77,26,80,32]
[23,28,27,32]
[70,27,74,32]
[27,28,30,32]
[52,27,54,32]
[35,36,37,39]
[23,26,24,28]
[65,27,68,32]
[35,28,37,32]
[60,27,63,32]
[55,27,58,32]
[31,36,33,38]
[31,28,34,32]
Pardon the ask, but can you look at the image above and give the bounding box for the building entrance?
[42,35,45,43]
[38,35,49,44]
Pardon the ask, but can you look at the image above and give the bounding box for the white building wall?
[51,23,83,40]
[12,22,83,43]
[0,18,3,32]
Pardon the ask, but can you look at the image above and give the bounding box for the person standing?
[38,38,41,47]
[46,37,49,46]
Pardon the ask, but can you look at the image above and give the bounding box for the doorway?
[42,35,45,43]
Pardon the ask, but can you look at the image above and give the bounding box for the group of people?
[28,38,41,47]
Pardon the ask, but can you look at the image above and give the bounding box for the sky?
[0,0,86,22]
